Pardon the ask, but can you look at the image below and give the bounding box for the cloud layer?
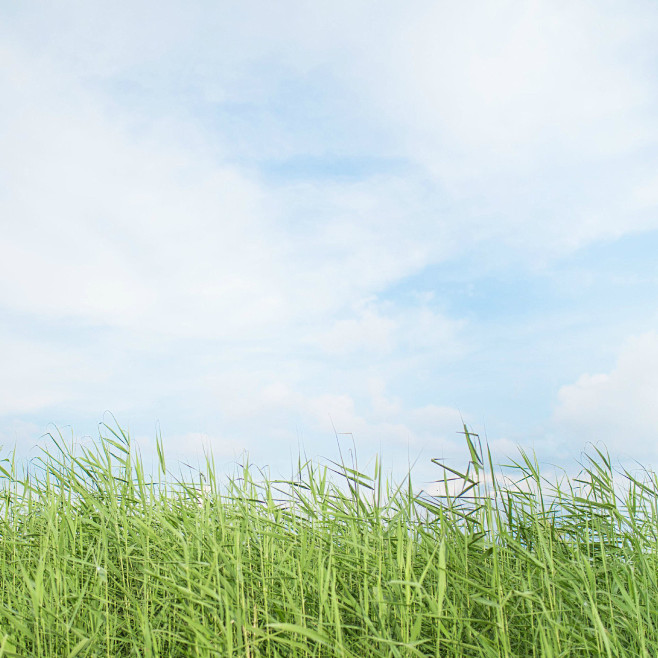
[1,1,658,481]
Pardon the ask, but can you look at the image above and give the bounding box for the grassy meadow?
[0,423,657,657]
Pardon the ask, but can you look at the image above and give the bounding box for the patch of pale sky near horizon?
[1,1,658,473]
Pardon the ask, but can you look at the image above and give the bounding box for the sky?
[1,1,658,491]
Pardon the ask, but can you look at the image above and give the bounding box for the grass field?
[0,423,656,657]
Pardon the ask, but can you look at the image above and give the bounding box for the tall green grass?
[0,423,656,657]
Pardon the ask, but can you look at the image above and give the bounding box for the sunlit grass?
[0,422,657,656]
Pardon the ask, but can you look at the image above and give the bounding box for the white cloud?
[309,305,397,356]
[184,372,468,460]
[0,37,459,342]
[366,377,402,419]
[299,390,469,458]
[5,2,657,324]
[342,2,658,259]
[308,298,467,357]
[553,331,658,461]
[0,65,279,336]
[161,431,245,461]
[0,331,98,416]
[389,3,650,158]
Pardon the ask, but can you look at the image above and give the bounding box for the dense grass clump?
[0,424,657,657]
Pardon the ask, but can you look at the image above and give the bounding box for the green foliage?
[0,422,657,656]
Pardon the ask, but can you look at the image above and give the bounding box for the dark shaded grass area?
[0,422,657,657]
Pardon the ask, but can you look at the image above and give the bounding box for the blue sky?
[1,1,658,489]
